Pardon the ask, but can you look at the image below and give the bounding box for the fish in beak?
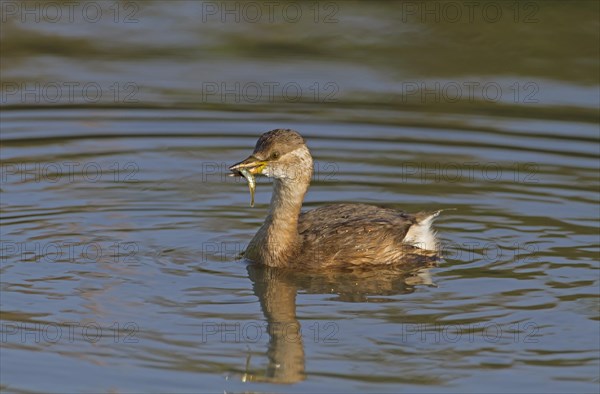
[229,156,267,207]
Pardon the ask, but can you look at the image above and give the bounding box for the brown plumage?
[230,129,442,268]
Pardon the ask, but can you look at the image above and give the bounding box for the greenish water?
[1,1,599,393]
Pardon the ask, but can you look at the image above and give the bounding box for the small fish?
[238,168,256,207]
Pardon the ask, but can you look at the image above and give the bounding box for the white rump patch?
[403,211,440,251]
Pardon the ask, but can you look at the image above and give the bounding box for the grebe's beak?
[228,155,267,176]
[229,155,266,207]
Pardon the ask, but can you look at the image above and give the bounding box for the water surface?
[1,1,599,393]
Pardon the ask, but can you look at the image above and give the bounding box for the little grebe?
[230,129,442,268]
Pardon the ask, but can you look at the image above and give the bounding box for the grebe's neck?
[246,149,313,267]
[268,176,309,233]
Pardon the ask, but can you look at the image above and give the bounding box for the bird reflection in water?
[241,259,438,383]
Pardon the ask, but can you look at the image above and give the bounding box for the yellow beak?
[229,155,267,176]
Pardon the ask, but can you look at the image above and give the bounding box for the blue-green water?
[1,1,599,393]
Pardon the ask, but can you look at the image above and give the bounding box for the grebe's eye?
[270,151,280,160]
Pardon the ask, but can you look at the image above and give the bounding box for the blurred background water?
[1,1,599,393]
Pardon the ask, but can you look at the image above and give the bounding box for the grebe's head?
[229,129,313,180]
